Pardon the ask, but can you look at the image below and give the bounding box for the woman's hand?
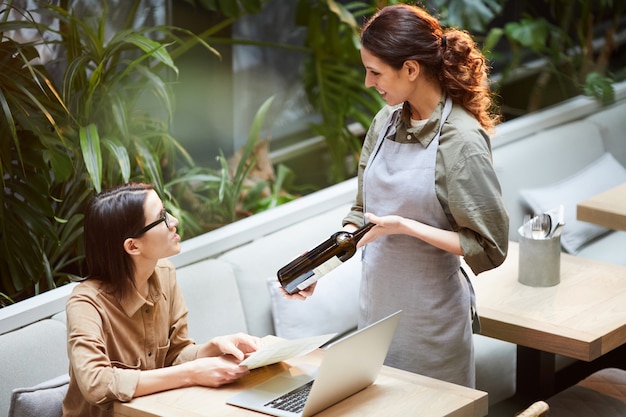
[201,333,261,361]
[361,212,462,255]
[134,349,254,395]
[278,281,317,300]
[187,355,250,387]
[356,213,398,247]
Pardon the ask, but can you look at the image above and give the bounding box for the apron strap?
[436,97,453,140]
[460,266,481,334]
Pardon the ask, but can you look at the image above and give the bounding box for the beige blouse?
[62,259,198,417]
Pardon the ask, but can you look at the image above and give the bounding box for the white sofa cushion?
[493,119,606,241]
[176,259,249,342]
[577,230,626,266]
[266,256,361,339]
[473,334,516,405]
[8,374,69,417]
[0,319,69,417]
[520,153,626,254]
[585,101,626,168]
[219,204,353,337]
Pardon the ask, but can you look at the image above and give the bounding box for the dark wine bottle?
[277,222,375,294]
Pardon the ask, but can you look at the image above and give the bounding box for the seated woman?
[63,183,260,417]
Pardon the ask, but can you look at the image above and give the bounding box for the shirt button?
[148,351,152,357]
[406,134,412,140]
[145,308,150,314]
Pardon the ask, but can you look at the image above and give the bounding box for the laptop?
[226,310,402,417]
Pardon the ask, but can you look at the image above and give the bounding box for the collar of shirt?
[119,269,166,317]
[396,95,446,147]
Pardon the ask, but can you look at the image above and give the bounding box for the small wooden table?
[114,346,488,417]
[577,182,626,231]
[467,242,626,399]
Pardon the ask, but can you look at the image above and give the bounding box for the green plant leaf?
[0,88,18,153]
[123,33,178,75]
[102,137,131,182]
[483,27,504,56]
[42,148,74,183]
[444,0,503,33]
[326,0,358,28]
[236,96,274,177]
[134,139,163,192]
[79,124,103,193]
[166,173,223,186]
[505,18,551,52]
[583,72,615,106]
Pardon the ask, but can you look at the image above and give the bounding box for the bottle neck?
[351,222,375,242]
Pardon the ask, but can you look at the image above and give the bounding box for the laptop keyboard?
[264,380,314,413]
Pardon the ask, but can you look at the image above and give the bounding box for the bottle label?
[296,256,342,290]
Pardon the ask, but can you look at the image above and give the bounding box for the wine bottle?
[277,222,375,294]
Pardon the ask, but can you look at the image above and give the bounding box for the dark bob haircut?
[83,183,153,300]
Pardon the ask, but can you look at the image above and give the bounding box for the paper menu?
[240,333,336,370]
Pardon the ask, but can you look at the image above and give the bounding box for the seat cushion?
[492,119,606,241]
[219,204,353,337]
[0,319,69,416]
[473,334,516,405]
[577,230,626,266]
[176,259,249,342]
[8,374,69,417]
[520,153,626,254]
[266,256,361,339]
[585,101,626,168]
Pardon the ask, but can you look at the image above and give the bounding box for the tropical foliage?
[296,0,384,182]
[0,0,276,304]
[484,0,624,112]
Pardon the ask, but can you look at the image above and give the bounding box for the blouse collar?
[397,95,447,147]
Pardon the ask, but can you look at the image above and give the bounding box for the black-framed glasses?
[129,208,170,238]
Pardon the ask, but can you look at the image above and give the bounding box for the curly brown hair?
[360,4,500,132]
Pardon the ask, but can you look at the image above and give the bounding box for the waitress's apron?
[361,98,475,387]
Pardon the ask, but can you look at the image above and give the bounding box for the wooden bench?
[519,368,626,416]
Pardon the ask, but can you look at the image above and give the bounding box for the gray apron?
[361,98,475,387]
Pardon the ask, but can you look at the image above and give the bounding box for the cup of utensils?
[518,205,565,287]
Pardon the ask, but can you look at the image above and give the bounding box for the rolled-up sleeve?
[442,127,509,274]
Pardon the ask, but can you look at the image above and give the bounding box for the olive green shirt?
[63,259,199,417]
[344,97,509,275]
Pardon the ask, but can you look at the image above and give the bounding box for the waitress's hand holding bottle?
[277,220,373,299]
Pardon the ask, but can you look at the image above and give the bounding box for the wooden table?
[467,242,626,399]
[114,346,488,417]
[577,182,626,231]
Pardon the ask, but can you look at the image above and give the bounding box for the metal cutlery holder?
[518,232,561,287]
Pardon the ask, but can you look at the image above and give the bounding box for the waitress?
[342,4,508,388]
